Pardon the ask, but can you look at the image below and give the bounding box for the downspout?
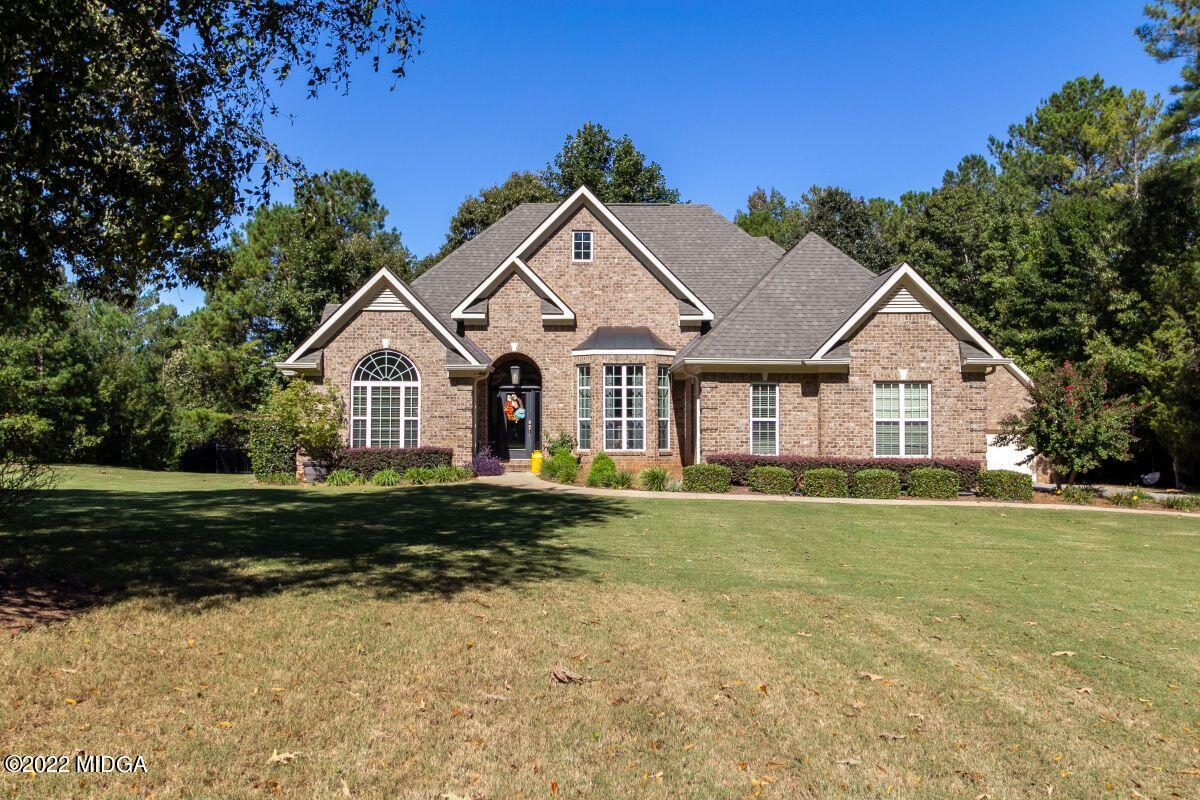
[693,375,702,465]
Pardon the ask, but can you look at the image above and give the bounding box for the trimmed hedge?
[333,447,453,478]
[802,468,849,497]
[747,465,794,495]
[586,452,618,488]
[683,464,731,493]
[706,453,982,491]
[977,469,1033,501]
[907,467,960,499]
[851,468,901,499]
[541,451,579,484]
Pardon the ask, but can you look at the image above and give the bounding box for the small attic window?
[572,230,592,262]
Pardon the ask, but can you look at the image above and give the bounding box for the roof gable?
[449,186,715,322]
[278,268,487,372]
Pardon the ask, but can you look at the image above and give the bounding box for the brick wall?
[465,206,693,468]
[699,372,819,455]
[319,310,476,466]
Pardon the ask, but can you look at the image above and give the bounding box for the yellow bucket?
[530,450,543,474]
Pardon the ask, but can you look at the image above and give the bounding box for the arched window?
[350,351,420,448]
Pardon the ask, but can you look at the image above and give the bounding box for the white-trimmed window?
[750,383,778,455]
[572,230,592,262]
[350,350,420,448]
[874,382,930,457]
[604,364,644,450]
[657,366,671,451]
[577,365,591,450]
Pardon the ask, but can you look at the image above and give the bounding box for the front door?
[495,387,540,460]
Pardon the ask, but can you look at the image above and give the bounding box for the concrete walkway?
[475,471,1200,520]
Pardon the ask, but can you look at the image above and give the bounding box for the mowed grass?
[2,467,1198,799]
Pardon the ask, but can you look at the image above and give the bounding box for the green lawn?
[2,466,1198,799]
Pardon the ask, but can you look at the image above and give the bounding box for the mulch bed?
[1,568,97,635]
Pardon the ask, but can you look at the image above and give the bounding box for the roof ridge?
[687,236,821,358]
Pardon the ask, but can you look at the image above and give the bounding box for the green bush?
[747,465,794,495]
[1156,494,1198,512]
[544,431,576,457]
[612,469,635,490]
[541,451,579,484]
[682,464,731,493]
[586,453,618,488]
[370,469,402,487]
[907,467,960,499]
[637,466,670,491]
[324,468,359,486]
[249,380,342,479]
[850,468,901,499]
[802,468,849,498]
[430,465,471,483]
[664,477,683,492]
[1108,489,1144,508]
[1059,484,1099,505]
[403,467,434,485]
[977,469,1034,501]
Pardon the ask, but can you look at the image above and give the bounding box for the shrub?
[258,471,299,486]
[403,467,434,485]
[907,467,960,499]
[542,450,579,484]
[544,431,576,457]
[1108,490,1143,508]
[332,446,453,478]
[747,465,794,495]
[612,469,635,490]
[664,477,683,492]
[470,445,504,477]
[851,468,901,499]
[802,468,849,498]
[977,469,1033,501]
[430,465,471,483]
[586,453,618,488]
[370,469,402,487]
[705,453,981,491]
[249,380,342,479]
[637,466,670,491]
[683,464,731,493]
[324,468,359,486]
[1058,484,1099,505]
[1156,494,1198,511]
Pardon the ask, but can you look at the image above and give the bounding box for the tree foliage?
[1139,0,1200,149]
[1,0,423,313]
[998,361,1139,485]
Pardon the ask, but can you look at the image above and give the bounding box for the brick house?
[276,185,1034,475]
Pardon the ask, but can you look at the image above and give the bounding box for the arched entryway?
[488,354,542,460]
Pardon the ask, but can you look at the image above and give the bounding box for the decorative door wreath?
[504,393,526,423]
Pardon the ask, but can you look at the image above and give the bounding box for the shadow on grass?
[1,484,627,608]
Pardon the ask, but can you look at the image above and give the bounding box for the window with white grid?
[657,366,671,451]
[577,365,591,450]
[750,383,778,455]
[874,382,930,457]
[572,230,592,262]
[604,364,644,451]
[349,350,420,448]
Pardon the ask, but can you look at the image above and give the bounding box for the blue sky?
[167,0,1177,312]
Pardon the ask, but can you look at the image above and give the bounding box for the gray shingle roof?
[683,233,881,361]
[411,202,783,323]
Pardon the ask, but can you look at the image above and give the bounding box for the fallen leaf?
[1051,651,1075,657]
[757,683,768,695]
[836,758,861,767]
[267,750,298,766]
[216,721,233,729]
[550,667,592,684]
[878,732,907,741]
[1076,687,1093,695]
